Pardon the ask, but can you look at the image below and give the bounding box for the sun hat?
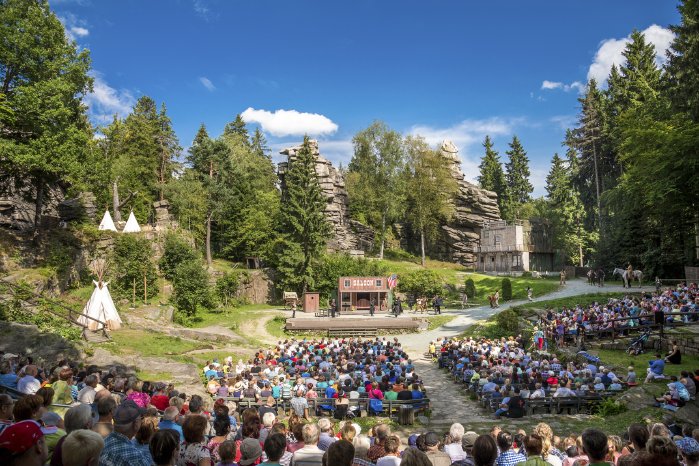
[239,438,263,465]
[462,431,478,449]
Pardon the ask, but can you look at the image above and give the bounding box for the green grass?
[189,304,278,329]
[587,349,699,376]
[135,370,173,382]
[210,258,245,274]
[426,314,457,330]
[99,329,212,357]
[179,350,252,366]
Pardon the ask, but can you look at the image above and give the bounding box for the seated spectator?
[159,407,184,441]
[529,383,546,399]
[61,429,104,466]
[132,412,158,463]
[608,379,623,391]
[676,437,699,466]
[100,400,150,466]
[150,383,171,411]
[291,390,309,419]
[180,414,212,466]
[42,411,66,462]
[665,340,682,364]
[93,397,116,438]
[471,434,498,466]
[78,375,98,405]
[327,439,355,466]
[0,361,18,389]
[0,419,48,466]
[580,429,609,466]
[262,433,287,466]
[444,423,466,462]
[150,429,180,466]
[421,431,451,466]
[495,431,525,466]
[0,394,13,435]
[351,434,373,466]
[519,434,547,466]
[645,353,666,383]
[292,423,324,466]
[13,394,45,422]
[239,437,263,466]
[553,382,576,398]
[375,435,400,466]
[17,365,41,395]
[368,424,390,463]
[260,412,275,445]
[317,418,336,451]
[126,381,150,408]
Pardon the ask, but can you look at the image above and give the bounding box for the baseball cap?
[239,438,263,465]
[113,399,145,425]
[462,431,478,449]
[423,431,440,447]
[0,420,44,455]
[676,437,699,455]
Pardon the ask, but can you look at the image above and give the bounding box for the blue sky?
[52,0,680,196]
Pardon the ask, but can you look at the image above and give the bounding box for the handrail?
[0,277,110,339]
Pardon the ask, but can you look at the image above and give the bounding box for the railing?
[0,277,110,341]
[477,245,526,253]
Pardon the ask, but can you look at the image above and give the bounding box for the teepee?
[79,260,121,331]
[122,211,141,233]
[98,210,117,232]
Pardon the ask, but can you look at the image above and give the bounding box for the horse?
[596,268,605,287]
[612,267,643,288]
[587,269,595,285]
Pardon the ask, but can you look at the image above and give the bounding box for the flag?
[387,274,398,289]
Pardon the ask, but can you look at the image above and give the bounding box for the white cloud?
[58,13,90,41]
[588,24,674,84]
[84,72,135,123]
[550,115,577,130]
[193,0,217,20]
[541,80,584,93]
[241,107,339,137]
[199,77,215,91]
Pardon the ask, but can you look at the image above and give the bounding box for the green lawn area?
[99,329,212,357]
[189,304,278,329]
[426,314,457,330]
[588,348,699,376]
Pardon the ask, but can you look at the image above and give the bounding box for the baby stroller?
[627,329,652,355]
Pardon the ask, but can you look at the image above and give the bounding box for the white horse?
[612,268,643,288]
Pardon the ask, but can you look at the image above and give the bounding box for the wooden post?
[143,272,147,305]
[132,278,136,308]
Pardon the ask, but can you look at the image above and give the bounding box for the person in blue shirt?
[157,406,184,441]
[645,353,666,383]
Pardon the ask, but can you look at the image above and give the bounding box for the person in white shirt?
[529,383,546,399]
[553,382,576,397]
[291,423,324,466]
[17,365,41,395]
[78,374,98,404]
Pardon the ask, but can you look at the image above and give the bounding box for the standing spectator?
[179,415,212,466]
[290,391,309,419]
[17,365,41,395]
[527,287,533,302]
[495,431,525,466]
[0,419,48,466]
[99,399,150,466]
[291,423,323,466]
[61,429,104,466]
[150,429,180,466]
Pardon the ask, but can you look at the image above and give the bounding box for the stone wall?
[430,141,502,266]
[278,140,374,254]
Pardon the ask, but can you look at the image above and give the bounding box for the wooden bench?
[525,398,552,415]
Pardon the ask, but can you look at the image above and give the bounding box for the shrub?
[215,271,244,307]
[312,253,390,299]
[594,398,627,417]
[501,277,512,301]
[399,270,443,297]
[159,233,199,281]
[495,308,519,334]
[172,260,212,318]
[464,278,476,298]
[112,235,158,302]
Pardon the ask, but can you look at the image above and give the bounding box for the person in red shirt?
[150,383,170,411]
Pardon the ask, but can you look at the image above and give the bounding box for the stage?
[285,312,421,333]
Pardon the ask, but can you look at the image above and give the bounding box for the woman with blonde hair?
[532,423,563,466]
[607,435,623,465]
[126,380,150,408]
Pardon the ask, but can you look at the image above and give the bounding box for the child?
[626,366,637,385]
[217,440,238,466]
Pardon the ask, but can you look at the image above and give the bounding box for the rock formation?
[278,140,374,254]
[0,177,66,231]
[432,140,502,266]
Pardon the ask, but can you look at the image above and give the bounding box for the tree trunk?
[205,212,212,268]
[33,175,44,232]
[112,179,122,222]
[379,212,386,259]
[694,214,699,261]
[420,229,426,267]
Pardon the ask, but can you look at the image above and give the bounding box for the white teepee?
[98,210,117,232]
[122,211,141,233]
[79,260,121,331]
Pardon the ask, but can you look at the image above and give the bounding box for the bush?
[594,398,627,417]
[312,254,390,299]
[495,308,520,334]
[112,235,158,303]
[464,278,476,298]
[215,271,246,307]
[399,270,443,297]
[501,278,512,301]
[172,260,212,318]
[159,233,199,281]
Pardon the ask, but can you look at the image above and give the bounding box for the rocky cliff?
[278,140,374,254]
[431,140,502,266]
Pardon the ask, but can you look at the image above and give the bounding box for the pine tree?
[223,114,249,141]
[277,136,331,293]
[613,30,662,110]
[666,0,699,121]
[503,136,533,220]
[250,127,270,159]
[477,135,507,215]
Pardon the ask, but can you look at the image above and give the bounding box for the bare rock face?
[278,140,374,254]
[432,140,501,266]
[0,177,66,231]
[153,199,178,231]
